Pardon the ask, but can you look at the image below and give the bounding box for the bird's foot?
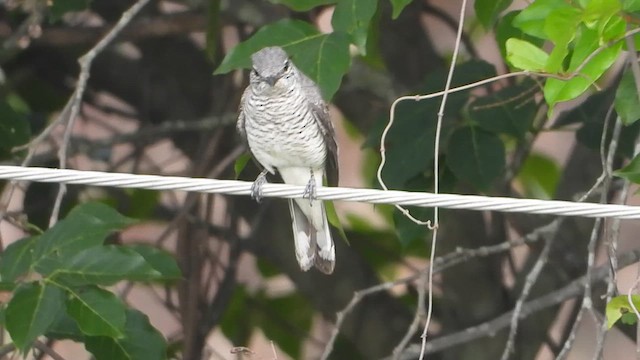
[303,171,316,207]
[251,169,269,202]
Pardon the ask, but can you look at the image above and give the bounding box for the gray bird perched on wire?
[237,46,339,274]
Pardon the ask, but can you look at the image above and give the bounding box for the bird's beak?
[265,76,278,86]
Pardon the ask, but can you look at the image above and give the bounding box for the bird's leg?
[251,169,269,202]
[303,169,316,207]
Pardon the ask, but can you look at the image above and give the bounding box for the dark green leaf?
[257,293,312,358]
[614,154,640,183]
[47,312,84,342]
[33,202,136,263]
[49,0,91,21]
[0,281,16,291]
[475,0,512,28]
[390,0,413,19]
[5,282,65,351]
[332,0,378,53]
[205,0,220,62]
[373,99,438,188]
[215,20,319,74]
[614,68,640,125]
[39,245,163,286]
[516,153,560,199]
[214,20,351,99]
[325,200,349,244]
[287,31,351,99]
[446,126,505,190]
[128,245,182,280]
[393,206,433,248]
[0,100,30,158]
[0,236,36,282]
[66,286,127,338]
[220,287,254,346]
[469,80,537,138]
[367,60,495,189]
[125,189,160,219]
[269,0,336,11]
[85,309,167,360]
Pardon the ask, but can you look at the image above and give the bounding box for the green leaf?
[623,0,640,12]
[125,189,160,220]
[234,152,252,179]
[496,12,545,65]
[368,60,495,189]
[614,68,640,125]
[469,80,537,138]
[446,126,505,190]
[205,0,220,62]
[287,31,351,99]
[544,27,623,108]
[506,38,549,71]
[390,0,413,19]
[49,0,91,21]
[220,287,253,345]
[393,206,433,248]
[583,0,621,30]
[257,293,312,358]
[614,154,640,183]
[39,245,163,286]
[0,236,36,282]
[128,245,182,280]
[85,309,167,360]
[65,286,127,338]
[214,20,351,99]
[47,312,84,341]
[325,200,348,244]
[516,153,560,199]
[33,202,136,263]
[5,282,65,351]
[0,100,30,158]
[215,20,319,74]
[475,0,512,28]
[269,0,336,11]
[606,295,640,328]
[331,0,378,53]
[543,7,582,72]
[513,0,574,39]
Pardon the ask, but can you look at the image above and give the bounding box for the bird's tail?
[288,198,335,274]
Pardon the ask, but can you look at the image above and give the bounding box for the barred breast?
[243,87,327,173]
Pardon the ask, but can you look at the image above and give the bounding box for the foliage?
[0,203,179,358]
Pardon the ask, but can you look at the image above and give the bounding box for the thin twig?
[395,247,640,359]
[320,220,548,359]
[48,0,153,227]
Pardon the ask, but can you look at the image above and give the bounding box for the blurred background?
[0,0,639,359]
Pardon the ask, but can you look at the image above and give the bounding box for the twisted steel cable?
[0,165,638,219]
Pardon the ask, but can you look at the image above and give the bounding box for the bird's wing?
[300,75,339,187]
[236,88,249,144]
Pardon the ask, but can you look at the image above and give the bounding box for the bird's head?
[249,46,297,95]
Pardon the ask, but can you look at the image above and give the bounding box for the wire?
[0,165,638,219]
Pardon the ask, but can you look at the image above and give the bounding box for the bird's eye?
[283,60,290,71]
[251,68,259,76]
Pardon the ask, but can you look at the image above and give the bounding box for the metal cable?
[0,165,638,219]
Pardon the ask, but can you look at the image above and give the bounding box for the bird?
[236,46,339,274]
